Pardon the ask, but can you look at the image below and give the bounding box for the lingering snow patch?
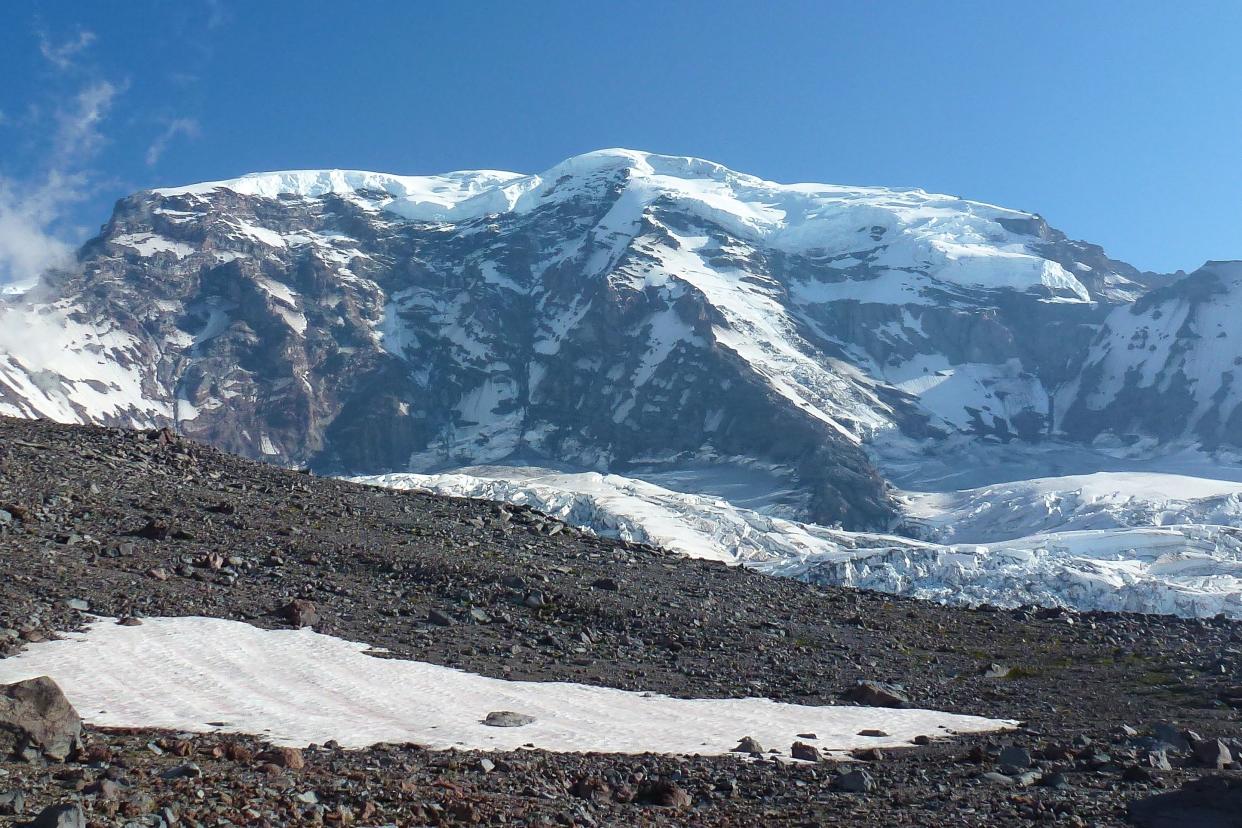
[0,617,1014,753]
[110,233,196,259]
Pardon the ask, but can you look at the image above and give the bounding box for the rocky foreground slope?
[0,417,1238,825]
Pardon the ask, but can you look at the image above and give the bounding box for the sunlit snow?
[0,617,1013,754]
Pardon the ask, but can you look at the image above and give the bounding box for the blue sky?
[1,1,1239,281]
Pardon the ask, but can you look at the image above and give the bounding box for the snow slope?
[0,617,1013,754]
[355,468,1242,619]
[905,472,1242,543]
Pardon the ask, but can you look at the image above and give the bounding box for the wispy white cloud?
[0,32,118,288]
[145,117,201,166]
[37,29,96,71]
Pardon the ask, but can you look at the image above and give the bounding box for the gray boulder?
[0,677,82,762]
[22,803,85,828]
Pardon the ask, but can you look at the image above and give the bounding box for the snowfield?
[905,472,1242,543]
[0,617,1013,755]
[355,467,1242,619]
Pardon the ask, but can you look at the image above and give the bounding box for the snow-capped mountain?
[0,150,1181,524]
[2,148,1241,616]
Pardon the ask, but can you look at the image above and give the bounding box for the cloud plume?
[146,117,201,166]
[0,33,117,289]
[37,29,96,71]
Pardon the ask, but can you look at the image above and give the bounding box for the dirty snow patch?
[0,617,1013,754]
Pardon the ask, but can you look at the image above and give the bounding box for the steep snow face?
[0,616,1013,753]
[1060,262,1242,449]
[0,301,169,424]
[357,467,1242,619]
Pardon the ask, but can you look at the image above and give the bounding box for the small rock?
[1141,749,1173,771]
[476,758,495,773]
[22,803,85,828]
[427,609,456,627]
[790,742,822,762]
[636,780,691,807]
[999,745,1033,769]
[733,736,764,754]
[858,729,889,738]
[1193,738,1233,769]
[281,600,319,629]
[834,769,875,793]
[982,771,1014,785]
[483,711,535,728]
[1128,775,1242,827]
[841,681,908,708]
[0,790,25,815]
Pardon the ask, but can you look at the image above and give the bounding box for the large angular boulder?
[0,677,82,762]
[1128,775,1242,827]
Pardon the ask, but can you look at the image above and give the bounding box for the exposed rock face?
[0,677,82,762]
[0,149,1231,528]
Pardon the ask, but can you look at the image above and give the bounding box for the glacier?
[354,466,1242,619]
